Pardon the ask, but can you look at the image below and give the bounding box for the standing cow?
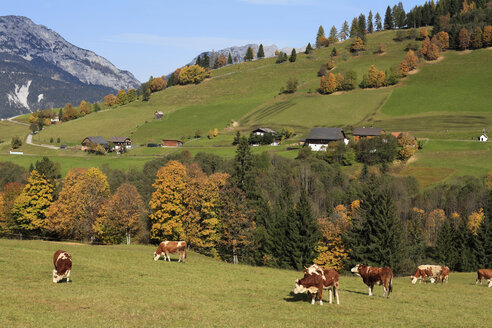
[293,266,340,305]
[351,264,393,298]
[154,241,186,262]
[53,250,72,283]
[411,265,449,284]
[476,269,492,287]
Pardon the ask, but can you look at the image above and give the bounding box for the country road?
[26,133,59,150]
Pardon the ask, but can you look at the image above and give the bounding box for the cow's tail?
[388,275,393,296]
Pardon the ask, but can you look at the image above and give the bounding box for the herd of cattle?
[52,240,492,306]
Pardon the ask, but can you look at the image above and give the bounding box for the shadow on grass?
[342,289,367,295]
[284,292,310,303]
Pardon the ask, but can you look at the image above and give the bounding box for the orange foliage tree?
[435,31,450,50]
[458,28,471,50]
[0,183,24,235]
[104,94,116,107]
[424,209,446,246]
[217,54,227,67]
[94,183,146,244]
[419,27,428,39]
[150,76,167,92]
[483,26,492,47]
[426,43,440,60]
[420,36,431,57]
[350,37,366,53]
[149,161,187,242]
[45,168,110,240]
[62,103,78,121]
[320,72,337,94]
[397,133,418,160]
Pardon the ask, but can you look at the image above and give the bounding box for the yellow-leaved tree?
[178,65,207,85]
[11,170,54,235]
[467,208,484,236]
[149,160,187,242]
[45,168,110,241]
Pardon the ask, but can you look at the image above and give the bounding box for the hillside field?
[0,239,490,327]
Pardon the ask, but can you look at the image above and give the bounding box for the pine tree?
[395,2,406,29]
[233,137,254,192]
[384,6,393,30]
[203,53,210,67]
[329,25,338,43]
[471,27,483,49]
[227,53,233,65]
[368,11,374,33]
[244,47,254,61]
[316,25,325,48]
[289,48,296,62]
[358,14,367,40]
[375,12,382,31]
[350,17,359,38]
[340,21,349,40]
[195,56,201,67]
[305,43,313,54]
[436,218,457,267]
[257,44,265,58]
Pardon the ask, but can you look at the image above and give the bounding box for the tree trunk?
[126,229,131,245]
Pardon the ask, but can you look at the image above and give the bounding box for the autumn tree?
[11,170,54,235]
[45,168,110,240]
[397,133,418,159]
[483,26,492,47]
[316,25,326,48]
[351,37,366,53]
[178,65,207,84]
[127,89,137,102]
[257,44,265,58]
[217,54,227,67]
[419,27,428,39]
[79,100,91,116]
[375,43,386,54]
[150,76,167,92]
[104,94,116,107]
[400,50,418,75]
[458,28,471,50]
[116,89,128,105]
[426,43,440,60]
[467,208,484,236]
[0,182,24,235]
[320,72,337,94]
[244,47,254,61]
[94,183,146,244]
[436,31,450,51]
[149,161,187,242]
[62,102,78,121]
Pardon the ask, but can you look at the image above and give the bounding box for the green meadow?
[0,239,490,328]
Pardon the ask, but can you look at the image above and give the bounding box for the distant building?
[252,127,277,136]
[162,139,183,147]
[50,115,60,124]
[108,136,132,151]
[479,129,488,142]
[304,127,348,151]
[154,111,164,120]
[353,127,385,141]
[81,136,109,151]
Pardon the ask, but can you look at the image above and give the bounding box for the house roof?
[306,127,345,141]
[162,139,183,143]
[82,136,108,145]
[252,127,276,134]
[108,136,131,143]
[353,127,384,136]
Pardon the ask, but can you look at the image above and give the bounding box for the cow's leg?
[329,289,332,304]
[382,285,387,297]
[368,285,373,296]
[335,287,339,305]
[311,293,316,305]
[488,279,492,288]
[318,288,323,305]
[66,270,70,282]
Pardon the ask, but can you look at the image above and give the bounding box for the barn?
[304,127,348,151]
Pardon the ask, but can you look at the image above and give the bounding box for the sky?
[2,0,424,82]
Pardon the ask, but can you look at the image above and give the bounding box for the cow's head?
[293,278,308,294]
[411,268,421,284]
[351,264,362,276]
[153,251,160,261]
[53,269,62,283]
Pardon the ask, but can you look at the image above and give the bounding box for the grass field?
[0,239,490,327]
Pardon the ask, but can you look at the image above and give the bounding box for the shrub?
[11,136,22,149]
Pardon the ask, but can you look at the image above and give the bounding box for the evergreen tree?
[358,14,367,40]
[257,44,265,58]
[316,25,325,48]
[329,25,338,43]
[203,53,210,68]
[289,48,296,62]
[375,12,382,31]
[244,47,254,61]
[287,190,319,270]
[233,136,254,192]
[142,85,151,101]
[341,21,349,40]
[395,2,406,29]
[350,17,359,38]
[436,218,457,267]
[384,6,393,30]
[227,53,233,65]
[214,57,219,69]
[35,157,61,186]
[195,56,201,67]
[368,11,374,33]
[305,42,313,54]
[345,177,404,271]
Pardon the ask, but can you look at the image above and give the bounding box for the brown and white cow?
[154,241,186,262]
[294,267,340,305]
[411,265,448,284]
[53,250,72,283]
[476,269,492,287]
[351,264,393,298]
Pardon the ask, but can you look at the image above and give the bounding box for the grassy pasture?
[0,239,490,328]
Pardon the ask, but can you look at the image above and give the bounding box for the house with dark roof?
[304,127,348,151]
[252,127,277,136]
[81,136,109,151]
[108,137,132,151]
[353,127,385,141]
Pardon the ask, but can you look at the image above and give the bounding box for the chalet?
[81,136,109,151]
[479,129,488,142]
[252,127,277,136]
[154,111,164,120]
[353,127,385,141]
[108,136,132,151]
[162,139,183,147]
[50,115,60,124]
[304,127,348,151]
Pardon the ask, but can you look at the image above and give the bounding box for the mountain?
[0,15,141,118]
[187,44,306,67]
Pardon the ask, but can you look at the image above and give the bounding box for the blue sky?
[3,0,424,82]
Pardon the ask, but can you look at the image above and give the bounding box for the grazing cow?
[294,268,340,305]
[53,250,72,283]
[476,269,492,287]
[351,264,393,298]
[411,265,447,284]
[153,241,186,262]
